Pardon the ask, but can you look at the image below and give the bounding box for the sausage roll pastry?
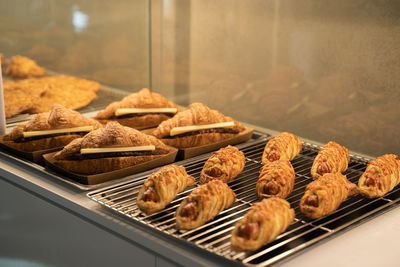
[310,141,350,179]
[175,179,236,230]
[299,173,358,219]
[137,165,196,215]
[261,132,302,164]
[3,104,102,152]
[256,160,295,199]
[358,154,400,198]
[152,102,246,148]
[95,88,181,129]
[53,122,172,174]
[199,145,245,184]
[231,197,294,251]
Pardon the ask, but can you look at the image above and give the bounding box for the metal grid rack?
[88,139,400,266]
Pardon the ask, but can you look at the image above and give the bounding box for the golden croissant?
[200,145,245,184]
[310,141,349,179]
[175,179,236,230]
[358,154,400,198]
[256,160,295,199]
[152,102,246,148]
[300,173,358,219]
[137,165,196,214]
[262,132,302,164]
[231,197,294,251]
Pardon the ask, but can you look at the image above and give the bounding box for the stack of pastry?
[152,102,246,148]
[95,88,181,129]
[3,104,102,152]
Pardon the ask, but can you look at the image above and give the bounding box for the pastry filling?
[180,201,198,219]
[267,149,280,161]
[238,222,260,240]
[263,181,280,195]
[317,161,330,175]
[304,193,319,207]
[14,132,89,143]
[65,150,166,160]
[164,128,239,139]
[142,187,159,202]
[15,126,94,143]
[110,112,175,119]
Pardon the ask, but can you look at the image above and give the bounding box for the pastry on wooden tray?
[358,154,400,198]
[95,88,181,129]
[4,76,99,118]
[199,145,245,184]
[262,132,302,164]
[137,165,196,215]
[3,104,102,152]
[231,197,294,251]
[52,122,172,174]
[5,55,46,78]
[256,160,295,199]
[299,173,358,219]
[175,179,236,230]
[310,141,350,179]
[152,102,246,148]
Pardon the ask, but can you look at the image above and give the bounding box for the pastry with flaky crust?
[152,103,246,148]
[137,165,196,215]
[175,179,236,230]
[3,104,102,152]
[5,55,46,78]
[231,197,294,251]
[310,141,350,179]
[95,88,181,129]
[199,145,245,184]
[256,160,295,199]
[262,132,302,164]
[299,173,358,219]
[358,154,400,198]
[53,122,172,174]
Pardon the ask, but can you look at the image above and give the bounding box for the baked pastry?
[0,53,4,66]
[95,88,180,129]
[4,76,99,118]
[299,173,358,219]
[262,132,302,164]
[5,55,46,78]
[358,154,400,198]
[137,165,196,215]
[256,160,295,199]
[152,102,246,148]
[199,145,245,184]
[53,122,172,174]
[310,141,350,179]
[231,197,294,251]
[3,104,102,152]
[175,179,236,230]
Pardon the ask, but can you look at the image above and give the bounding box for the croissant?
[199,145,245,184]
[175,179,236,230]
[262,132,302,164]
[152,102,246,148]
[231,197,294,251]
[256,160,295,199]
[5,55,46,78]
[53,122,172,174]
[3,104,102,152]
[358,154,400,198]
[137,165,196,214]
[299,173,358,219]
[95,88,180,129]
[310,141,350,179]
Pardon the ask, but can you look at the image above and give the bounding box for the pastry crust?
[3,104,102,152]
[358,154,400,198]
[199,145,245,184]
[5,55,46,78]
[95,88,180,129]
[299,173,358,219]
[152,102,246,148]
[53,122,171,174]
[262,132,302,164]
[256,160,295,199]
[310,141,350,179]
[231,197,294,251]
[137,165,196,215]
[175,179,236,230]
